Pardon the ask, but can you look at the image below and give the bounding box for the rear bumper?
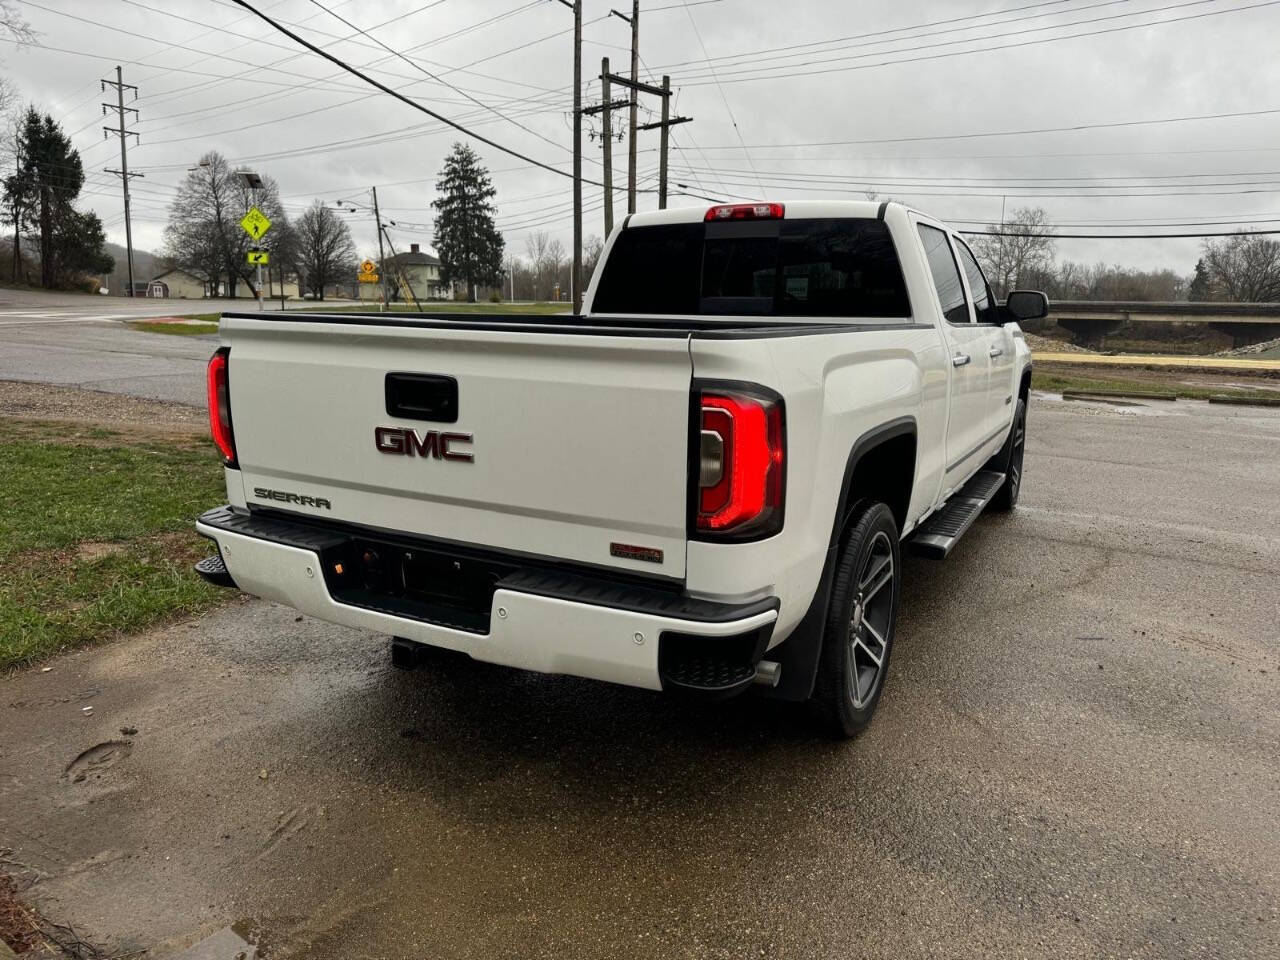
[195,507,778,692]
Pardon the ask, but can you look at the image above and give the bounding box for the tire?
[990,396,1027,512]
[811,501,901,738]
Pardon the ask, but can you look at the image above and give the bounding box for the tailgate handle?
[385,373,458,423]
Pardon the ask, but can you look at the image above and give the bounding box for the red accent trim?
[207,348,237,467]
[704,202,785,222]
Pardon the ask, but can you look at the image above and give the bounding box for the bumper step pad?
[908,469,1006,559]
[194,553,237,589]
[661,657,756,696]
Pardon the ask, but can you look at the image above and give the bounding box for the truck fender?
[764,416,918,702]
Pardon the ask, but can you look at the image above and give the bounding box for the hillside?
[103,242,165,295]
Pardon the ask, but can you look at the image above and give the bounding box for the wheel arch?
[764,415,918,701]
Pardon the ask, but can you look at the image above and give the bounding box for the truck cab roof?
[623,199,891,229]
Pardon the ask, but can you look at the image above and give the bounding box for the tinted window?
[702,233,777,314]
[776,219,910,317]
[592,223,701,315]
[592,218,910,317]
[955,241,998,325]
[917,224,970,325]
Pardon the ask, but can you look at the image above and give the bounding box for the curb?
[1207,394,1280,407]
[1061,389,1176,402]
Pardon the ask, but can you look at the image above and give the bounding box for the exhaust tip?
[753,660,781,687]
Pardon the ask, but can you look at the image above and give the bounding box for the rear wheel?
[990,396,1027,512]
[812,501,901,738]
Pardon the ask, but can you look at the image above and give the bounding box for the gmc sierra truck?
[195,200,1042,736]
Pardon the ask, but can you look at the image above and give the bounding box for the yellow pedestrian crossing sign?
[240,206,272,240]
[360,259,376,274]
[247,250,269,265]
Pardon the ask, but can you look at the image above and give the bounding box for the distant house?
[147,268,209,299]
[383,243,450,301]
[225,274,302,300]
[147,268,301,300]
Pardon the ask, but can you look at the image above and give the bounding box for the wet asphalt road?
[2,394,1278,959]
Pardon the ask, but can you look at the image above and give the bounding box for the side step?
[908,469,1006,559]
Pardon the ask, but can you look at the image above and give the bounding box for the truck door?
[953,237,1017,438]
[916,222,992,486]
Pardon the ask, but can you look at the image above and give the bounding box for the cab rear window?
[592,218,910,318]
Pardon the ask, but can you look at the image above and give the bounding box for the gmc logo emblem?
[375,426,474,462]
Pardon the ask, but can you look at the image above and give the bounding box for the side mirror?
[1004,290,1048,322]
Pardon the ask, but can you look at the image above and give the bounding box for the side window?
[916,223,970,325]
[955,240,999,325]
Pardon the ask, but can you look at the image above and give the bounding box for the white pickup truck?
[195,200,1041,736]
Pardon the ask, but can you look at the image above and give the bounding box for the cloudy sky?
[3,0,1279,276]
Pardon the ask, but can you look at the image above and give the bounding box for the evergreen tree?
[431,143,504,301]
[1188,257,1213,301]
[2,108,112,288]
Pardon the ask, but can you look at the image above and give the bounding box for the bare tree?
[545,237,565,299]
[295,199,356,300]
[0,1,35,43]
[164,151,287,297]
[0,83,26,282]
[1198,233,1280,302]
[524,230,550,299]
[583,234,604,286]
[971,207,1056,297]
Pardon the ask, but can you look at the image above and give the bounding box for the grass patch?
[130,320,219,336]
[0,418,227,669]
[1032,368,1278,402]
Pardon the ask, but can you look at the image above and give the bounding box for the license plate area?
[321,536,518,634]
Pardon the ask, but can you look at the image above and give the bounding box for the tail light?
[207,347,237,467]
[693,385,785,540]
[705,202,784,221]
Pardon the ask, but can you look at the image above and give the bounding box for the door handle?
[952,353,971,367]
[988,347,1004,358]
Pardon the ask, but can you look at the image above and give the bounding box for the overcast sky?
[4,0,1280,276]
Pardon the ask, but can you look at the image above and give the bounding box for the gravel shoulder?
[0,380,206,433]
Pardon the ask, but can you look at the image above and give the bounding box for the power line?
[225,0,646,194]
[676,0,764,199]
[655,0,1130,74]
[673,0,1280,86]
[304,0,572,158]
[682,105,1280,151]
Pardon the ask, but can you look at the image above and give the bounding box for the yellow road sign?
[360,258,376,275]
[240,206,272,240]
[358,271,379,284]
[247,250,269,265]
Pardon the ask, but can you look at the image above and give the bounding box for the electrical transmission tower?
[102,66,141,297]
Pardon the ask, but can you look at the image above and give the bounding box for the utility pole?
[607,68,692,212]
[637,76,691,210]
[573,0,582,314]
[371,186,388,312]
[607,4,640,214]
[601,58,613,237]
[583,62,630,238]
[658,76,671,210]
[556,0,583,313]
[627,0,639,214]
[101,66,140,297]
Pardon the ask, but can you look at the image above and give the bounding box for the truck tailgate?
[222,315,692,579]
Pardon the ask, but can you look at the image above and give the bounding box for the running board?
[907,470,1006,559]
